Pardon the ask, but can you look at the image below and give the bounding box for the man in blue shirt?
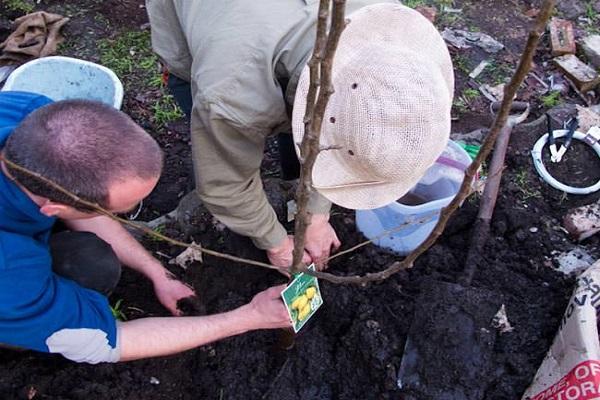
[0,91,291,363]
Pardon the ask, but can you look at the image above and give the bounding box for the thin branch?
[0,154,284,273]
[291,0,347,273]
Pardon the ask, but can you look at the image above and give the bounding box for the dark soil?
[1,0,599,399]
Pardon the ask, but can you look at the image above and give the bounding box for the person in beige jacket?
[146,1,454,269]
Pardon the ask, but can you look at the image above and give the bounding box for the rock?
[576,105,600,133]
[546,103,577,129]
[553,54,600,93]
[442,28,504,53]
[563,200,600,241]
[548,18,576,56]
[581,35,600,69]
[451,128,488,145]
[553,247,595,275]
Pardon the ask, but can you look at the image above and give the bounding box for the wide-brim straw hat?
[292,3,454,210]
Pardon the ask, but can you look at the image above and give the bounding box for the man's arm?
[119,285,290,361]
[65,216,195,315]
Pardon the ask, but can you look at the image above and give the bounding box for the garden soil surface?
[1,0,600,399]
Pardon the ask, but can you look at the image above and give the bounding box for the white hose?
[531,129,600,195]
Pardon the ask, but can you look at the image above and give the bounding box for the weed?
[110,299,127,321]
[403,0,427,8]
[462,88,480,101]
[5,0,34,13]
[453,97,468,114]
[98,31,158,84]
[584,2,600,34]
[152,95,184,127]
[541,90,561,108]
[514,169,541,200]
[481,61,513,85]
[453,88,480,114]
[586,1,598,21]
[147,224,166,242]
[453,54,471,75]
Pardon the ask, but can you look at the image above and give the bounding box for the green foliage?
[152,95,184,127]
[481,61,513,85]
[98,31,158,83]
[584,1,600,34]
[453,88,480,114]
[541,91,562,108]
[514,169,541,200]
[146,224,166,242]
[453,54,471,75]
[403,0,427,8]
[462,88,480,101]
[110,299,127,321]
[5,0,34,13]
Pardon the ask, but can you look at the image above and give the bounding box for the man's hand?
[304,214,341,270]
[152,271,197,316]
[266,235,310,268]
[245,285,292,330]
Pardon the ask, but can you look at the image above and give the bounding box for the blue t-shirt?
[0,91,118,363]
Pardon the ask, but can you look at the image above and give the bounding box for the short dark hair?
[4,99,163,210]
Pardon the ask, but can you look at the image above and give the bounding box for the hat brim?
[311,148,428,210]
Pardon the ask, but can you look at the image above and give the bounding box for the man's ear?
[39,200,71,218]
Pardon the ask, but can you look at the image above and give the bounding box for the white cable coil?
[531,127,600,195]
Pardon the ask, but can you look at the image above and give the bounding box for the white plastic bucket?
[356,140,472,255]
[1,56,123,109]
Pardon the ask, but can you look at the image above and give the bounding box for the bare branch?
[291,0,347,273]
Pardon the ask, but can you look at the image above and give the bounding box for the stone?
[548,18,576,56]
[546,103,577,129]
[563,200,600,241]
[553,247,595,275]
[553,54,600,93]
[581,35,600,69]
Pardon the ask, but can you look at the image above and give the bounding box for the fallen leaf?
[169,241,203,269]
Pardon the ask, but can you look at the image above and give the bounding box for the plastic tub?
[355,140,472,255]
[2,56,123,109]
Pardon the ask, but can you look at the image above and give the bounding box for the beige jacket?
[146,0,397,249]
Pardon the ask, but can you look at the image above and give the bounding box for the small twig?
[327,213,437,262]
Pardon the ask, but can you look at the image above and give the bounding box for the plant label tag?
[280,264,323,333]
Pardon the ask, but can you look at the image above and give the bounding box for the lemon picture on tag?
[281,264,323,333]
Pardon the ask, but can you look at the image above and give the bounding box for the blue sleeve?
[0,91,53,146]
[0,251,119,363]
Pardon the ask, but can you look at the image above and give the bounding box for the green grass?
[584,1,600,34]
[479,61,513,85]
[5,0,34,13]
[110,299,127,321]
[462,88,480,101]
[541,91,562,108]
[152,95,184,127]
[98,30,184,126]
[514,169,541,200]
[98,31,158,84]
[453,54,471,75]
